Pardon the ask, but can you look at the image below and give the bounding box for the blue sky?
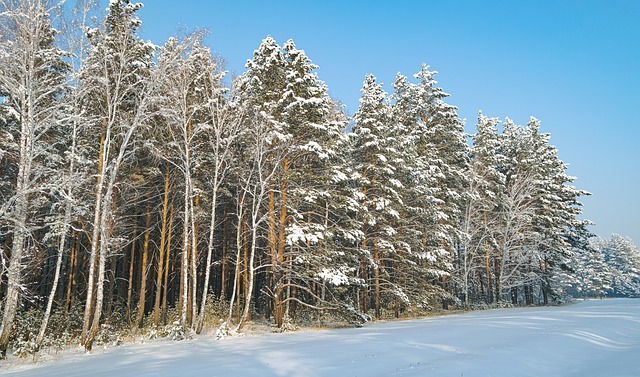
[137,0,640,244]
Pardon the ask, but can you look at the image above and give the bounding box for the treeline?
[568,234,640,298]
[0,0,594,355]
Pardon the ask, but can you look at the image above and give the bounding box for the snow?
[3,299,640,376]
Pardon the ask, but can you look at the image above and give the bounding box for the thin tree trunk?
[136,206,152,328]
[189,194,198,329]
[0,214,27,356]
[227,191,246,325]
[275,157,288,327]
[220,209,227,299]
[161,203,175,324]
[65,231,77,313]
[86,198,114,350]
[82,122,107,346]
[126,223,137,324]
[86,111,139,350]
[237,202,260,331]
[153,162,171,326]
[196,176,219,333]
[180,175,191,327]
[267,178,277,322]
[373,243,381,320]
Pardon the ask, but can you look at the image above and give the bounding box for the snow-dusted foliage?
[453,114,592,306]
[234,36,359,328]
[576,235,640,297]
[0,0,614,359]
[0,0,71,356]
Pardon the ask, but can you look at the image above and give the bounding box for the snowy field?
[3,299,639,377]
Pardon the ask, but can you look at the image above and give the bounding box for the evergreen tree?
[602,234,640,297]
[352,74,405,318]
[235,37,356,327]
[411,65,470,307]
[389,72,455,312]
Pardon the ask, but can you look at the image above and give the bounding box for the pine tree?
[234,35,287,326]
[602,234,640,297]
[235,37,356,327]
[388,72,454,312]
[352,74,405,318]
[412,65,470,307]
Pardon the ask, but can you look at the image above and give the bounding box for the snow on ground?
[2,299,639,377]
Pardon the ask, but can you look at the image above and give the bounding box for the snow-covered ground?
[3,299,639,376]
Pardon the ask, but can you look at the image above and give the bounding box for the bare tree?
[79,0,155,350]
[35,0,98,350]
[195,79,243,333]
[0,0,69,356]
[492,173,541,300]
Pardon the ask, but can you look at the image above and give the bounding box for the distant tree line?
[1,0,634,358]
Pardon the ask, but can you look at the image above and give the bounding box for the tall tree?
[412,65,470,296]
[79,0,154,350]
[460,114,504,304]
[0,0,69,356]
[352,74,405,318]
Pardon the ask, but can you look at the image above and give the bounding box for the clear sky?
[136,0,640,244]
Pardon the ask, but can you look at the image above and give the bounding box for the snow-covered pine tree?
[487,117,589,305]
[412,65,470,307]
[276,40,357,323]
[601,234,640,297]
[234,35,289,326]
[519,118,589,304]
[235,37,357,327]
[352,74,405,319]
[387,72,453,313]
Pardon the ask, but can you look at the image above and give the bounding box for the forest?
[1,0,639,358]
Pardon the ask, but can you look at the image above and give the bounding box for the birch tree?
[79,0,154,350]
[0,0,69,356]
[34,0,99,349]
[154,32,214,330]
[195,46,241,334]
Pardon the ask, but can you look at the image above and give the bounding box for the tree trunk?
[275,157,289,327]
[189,194,199,329]
[267,178,277,322]
[0,91,32,355]
[226,197,244,324]
[180,174,191,327]
[154,163,171,326]
[82,122,107,346]
[493,258,501,303]
[161,204,175,324]
[65,231,77,313]
[126,223,137,324]
[220,209,227,299]
[237,204,260,331]
[85,114,138,350]
[86,197,115,351]
[373,244,381,320]
[136,206,152,328]
[0,223,27,357]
